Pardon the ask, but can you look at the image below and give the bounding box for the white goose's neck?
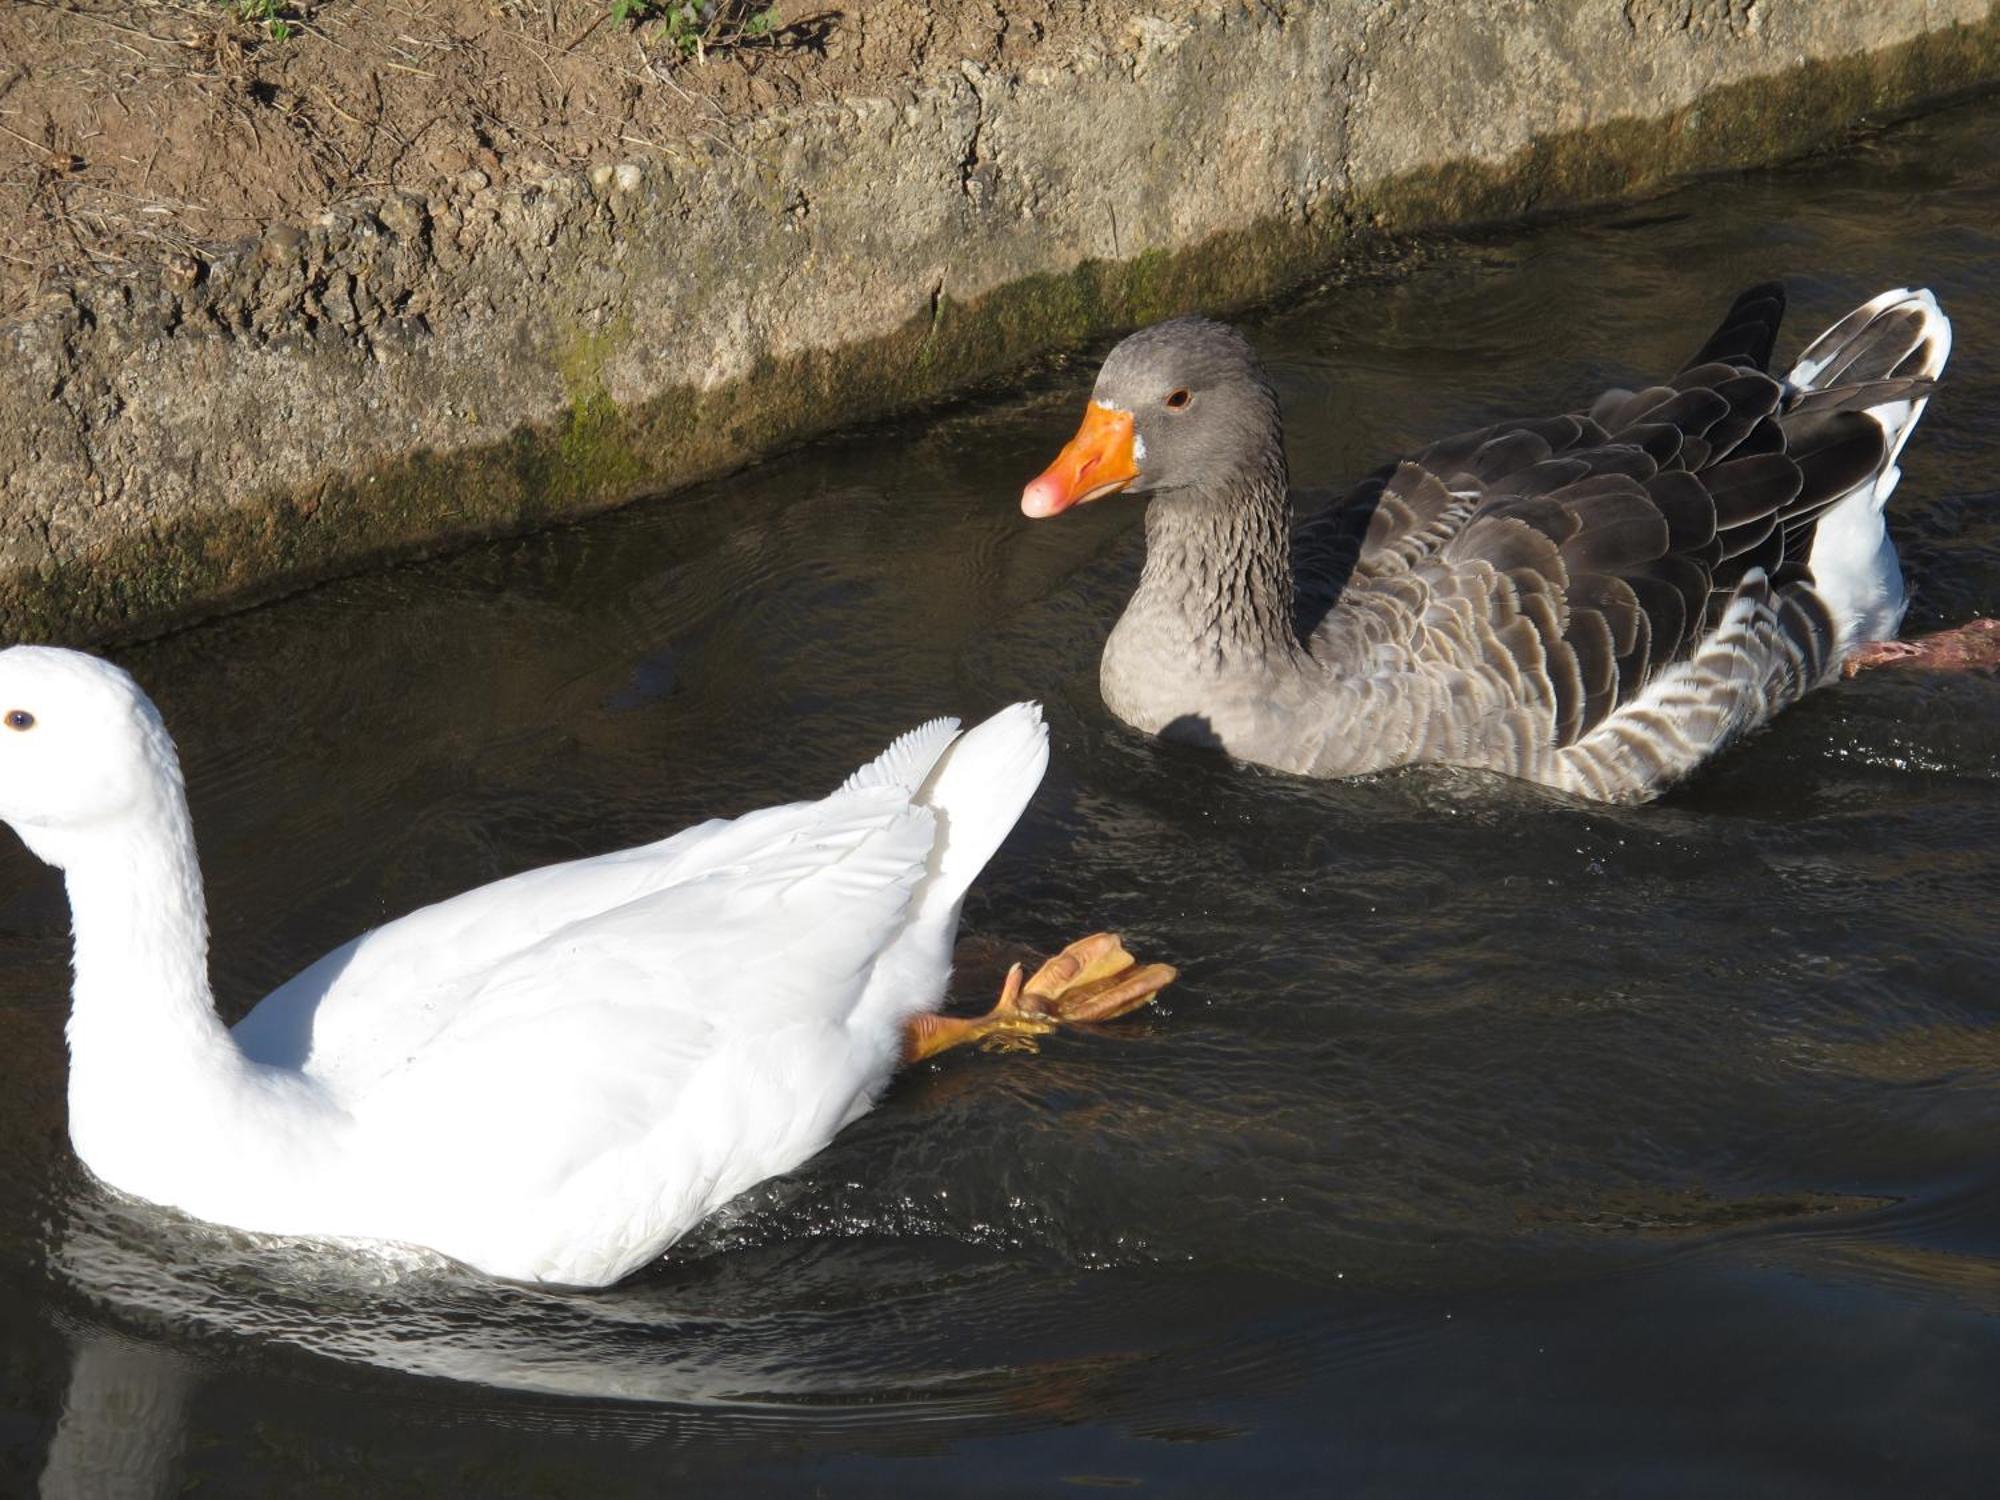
[54,783,246,1186]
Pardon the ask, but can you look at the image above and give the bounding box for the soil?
[0,0,1119,323]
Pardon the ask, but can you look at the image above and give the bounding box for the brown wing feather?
[1295,281,1909,750]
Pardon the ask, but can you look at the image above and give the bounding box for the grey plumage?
[1034,285,1951,803]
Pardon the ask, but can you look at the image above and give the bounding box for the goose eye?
[1164,389,1192,411]
[5,710,34,731]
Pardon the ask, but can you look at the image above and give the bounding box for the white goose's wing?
[286,787,944,1284]
[233,786,936,1095]
[350,784,934,1128]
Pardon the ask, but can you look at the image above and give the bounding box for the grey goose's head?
[1021,316,1283,519]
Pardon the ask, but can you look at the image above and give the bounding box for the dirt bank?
[0,2,1116,326]
[3,0,1998,641]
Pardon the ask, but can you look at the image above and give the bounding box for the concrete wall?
[4,0,1997,640]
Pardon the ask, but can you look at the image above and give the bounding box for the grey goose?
[1020,285,1989,803]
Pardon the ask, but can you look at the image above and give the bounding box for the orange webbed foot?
[902,934,1176,1064]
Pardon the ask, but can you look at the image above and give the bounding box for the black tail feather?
[1682,281,1787,373]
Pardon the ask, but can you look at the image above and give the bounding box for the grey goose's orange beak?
[1021,403,1139,518]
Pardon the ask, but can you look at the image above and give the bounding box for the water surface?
[4,99,2000,1496]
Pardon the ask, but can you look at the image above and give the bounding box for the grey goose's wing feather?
[1551,572,1832,801]
[1291,282,1936,798]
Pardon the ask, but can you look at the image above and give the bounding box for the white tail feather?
[841,716,961,795]
[1797,288,1951,646]
[911,702,1049,926]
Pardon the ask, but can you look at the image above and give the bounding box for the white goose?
[0,647,1172,1287]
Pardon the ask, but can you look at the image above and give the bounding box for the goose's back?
[1278,283,1938,796]
[224,788,940,1280]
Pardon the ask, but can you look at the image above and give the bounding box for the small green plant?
[613,1,776,62]
[228,0,295,42]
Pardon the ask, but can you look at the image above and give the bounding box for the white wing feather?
[198,706,1049,1283]
[235,789,932,1095]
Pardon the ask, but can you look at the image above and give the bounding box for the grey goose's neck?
[1132,452,1298,668]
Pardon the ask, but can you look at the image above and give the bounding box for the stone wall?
[5,0,1997,640]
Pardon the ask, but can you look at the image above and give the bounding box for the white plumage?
[0,646,1048,1287]
[1796,287,1953,645]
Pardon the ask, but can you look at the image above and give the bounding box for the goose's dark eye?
[4,710,33,731]
[1165,389,1192,411]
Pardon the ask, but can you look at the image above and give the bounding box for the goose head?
[1021,316,1283,518]
[0,646,181,866]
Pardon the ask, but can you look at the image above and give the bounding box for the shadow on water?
[4,100,2000,1495]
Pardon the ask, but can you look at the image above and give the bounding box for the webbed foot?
[902,934,1176,1063]
[1845,618,2000,676]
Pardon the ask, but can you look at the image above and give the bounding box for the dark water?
[6,99,2000,1497]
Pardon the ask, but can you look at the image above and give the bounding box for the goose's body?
[1024,286,1959,802]
[0,649,1175,1287]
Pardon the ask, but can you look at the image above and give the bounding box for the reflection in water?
[40,1333,193,1500]
[1,98,1999,1494]
[46,1176,1309,1427]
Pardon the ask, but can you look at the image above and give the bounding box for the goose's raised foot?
[902,933,1176,1063]
[1844,618,2000,676]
